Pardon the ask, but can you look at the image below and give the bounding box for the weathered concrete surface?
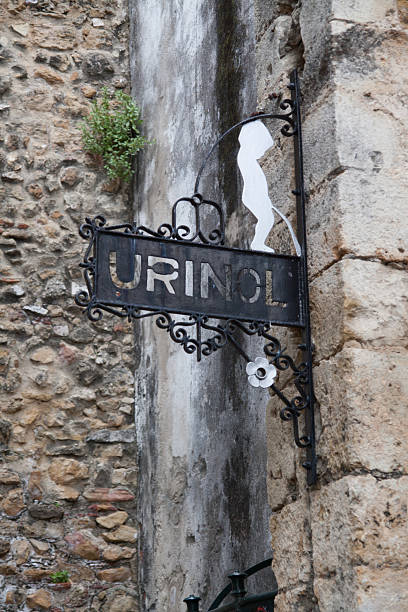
[129,2,272,610]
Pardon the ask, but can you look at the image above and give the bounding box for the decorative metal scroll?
[75,70,317,485]
[183,557,278,611]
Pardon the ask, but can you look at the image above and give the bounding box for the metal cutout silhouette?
[238,120,301,256]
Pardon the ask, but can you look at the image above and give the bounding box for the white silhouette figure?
[238,120,301,256]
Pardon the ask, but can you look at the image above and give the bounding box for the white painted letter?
[237,268,261,304]
[185,260,194,297]
[147,256,179,294]
[201,262,232,300]
[265,270,287,307]
[109,252,142,290]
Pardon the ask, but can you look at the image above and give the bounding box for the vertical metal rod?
[197,319,202,362]
[290,69,317,485]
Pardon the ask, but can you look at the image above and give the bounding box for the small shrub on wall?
[81,87,148,182]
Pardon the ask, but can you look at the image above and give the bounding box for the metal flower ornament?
[246,357,277,388]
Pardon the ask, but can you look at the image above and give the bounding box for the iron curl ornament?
[74,70,317,485]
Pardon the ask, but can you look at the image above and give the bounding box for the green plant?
[81,87,148,182]
[50,570,70,584]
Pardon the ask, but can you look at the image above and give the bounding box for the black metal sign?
[95,230,303,327]
[75,70,317,485]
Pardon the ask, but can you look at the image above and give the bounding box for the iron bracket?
[75,70,317,485]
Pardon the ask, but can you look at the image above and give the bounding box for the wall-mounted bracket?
[75,70,317,485]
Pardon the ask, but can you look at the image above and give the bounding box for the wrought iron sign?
[75,70,317,485]
[183,558,278,611]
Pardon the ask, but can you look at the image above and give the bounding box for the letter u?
[109,251,142,289]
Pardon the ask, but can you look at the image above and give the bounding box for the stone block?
[86,429,136,444]
[103,545,135,562]
[335,90,401,174]
[26,588,52,610]
[399,0,408,25]
[45,442,86,457]
[103,525,138,544]
[0,563,17,575]
[60,166,81,187]
[111,468,137,485]
[331,0,396,25]
[315,347,408,475]
[307,168,408,277]
[30,539,50,555]
[82,53,115,78]
[10,24,30,38]
[97,567,131,583]
[30,347,56,364]
[273,585,317,612]
[306,175,342,278]
[56,486,80,501]
[338,171,408,263]
[83,488,135,502]
[312,478,408,610]
[12,538,32,565]
[354,567,408,612]
[315,567,408,612]
[270,497,312,590]
[100,587,139,611]
[34,67,64,85]
[255,15,302,106]
[65,531,101,560]
[23,521,64,541]
[32,26,77,51]
[48,458,89,484]
[303,86,408,271]
[311,476,408,576]
[28,503,64,521]
[311,259,408,362]
[64,583,89,608]
[24,568,51,581]
[300,0,333,96]
[0,468,20,484]
[313,575,356,612]
[96,511,128,529]
[2,488,24,516]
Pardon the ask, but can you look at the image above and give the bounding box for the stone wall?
[259,1,408,610]
[0,1,139,610]
[1,1,407,611]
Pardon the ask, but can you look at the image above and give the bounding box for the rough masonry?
[260,1,408,610]
[0,1,139,610]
